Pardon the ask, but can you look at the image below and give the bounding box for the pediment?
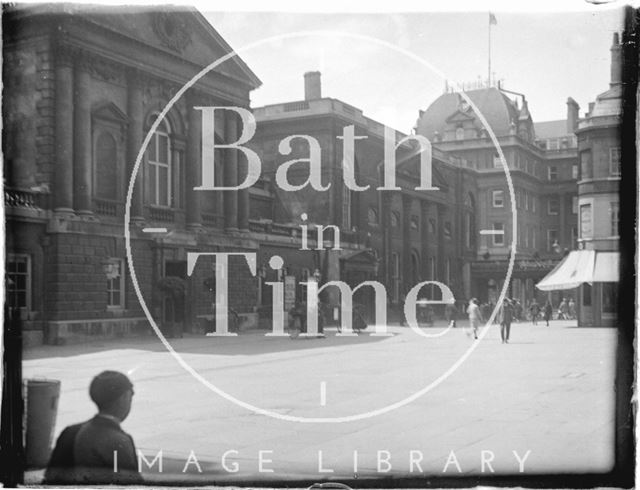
[81,8,261,91]
[92,102,129,125]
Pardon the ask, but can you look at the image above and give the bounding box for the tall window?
[610,202,620,236]
[609,147,621,176]
[532,196,537,214]
[6,254,30,311]
[390,211,399,228]
[547,196,559,215]
[492,190,504,208]
[580,150,592,180]
[106,258,125,309]
[547,229,558,251]
[392,253,400,303]
[492,153,501,168]
[455,126,464,140]
[465,213,473,248]
[148,118,172,207]
[95,132,118,200]
[342,185,352,230]
[572,164,579,179]
[492,222,504,246]
[580,204,592,239]
[572,196,578,214]
[548,165,558,180]
[367,207,378,226]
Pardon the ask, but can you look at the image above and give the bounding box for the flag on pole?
[489,12,497,25]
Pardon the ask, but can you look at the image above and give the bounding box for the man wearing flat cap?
[45,371,143,484]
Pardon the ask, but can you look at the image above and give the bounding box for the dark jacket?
[45,415,142,485]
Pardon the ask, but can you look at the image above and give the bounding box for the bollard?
[24,379,60,469]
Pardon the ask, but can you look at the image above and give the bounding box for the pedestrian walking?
[543,300,553,326]
[445,302,457,328]
[466,298,482,340]
[529,299,540,325]
[499,299,514,343]
[568,298,576,320]
[558,298,569,320]
[45,371,142,485]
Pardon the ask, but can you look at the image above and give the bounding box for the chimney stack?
[610,32,622,86]
[566,97,580,133]
[304,71,322,100]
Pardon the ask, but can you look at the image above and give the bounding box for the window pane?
[149,164,157,204]
[96,133,118,200]
[148,134,157,161]
[158,135,168,163]
[159,167,169,206]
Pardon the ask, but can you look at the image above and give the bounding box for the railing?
[93,198,119,217]
[202,212,224,228]
[283,101,309,112]
[5,188,49,209]
[149,206,175,222]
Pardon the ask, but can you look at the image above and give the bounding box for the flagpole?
[488,14,492,86]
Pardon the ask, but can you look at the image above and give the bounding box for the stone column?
[237,116,249,231]
[126,69,145,222]
[224,110,238,231]
[437,204,446,282]
[186,91,202,230]
[402,193,412,292]
[420,200,430,279]
[54,45,74,215]
[73,52,92,216]
[559,194,566,248]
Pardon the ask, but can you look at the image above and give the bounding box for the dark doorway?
[164,260,187,324]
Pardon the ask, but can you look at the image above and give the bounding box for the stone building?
[4,5,263,344]
[538,33,623,327]
[415,83,579,308]
[250,72,480,317]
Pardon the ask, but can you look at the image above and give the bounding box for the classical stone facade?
[250,73,480,319]
[415,83,579,308]
[4,5,262,345]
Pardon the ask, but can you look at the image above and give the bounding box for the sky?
[202,3,627,134]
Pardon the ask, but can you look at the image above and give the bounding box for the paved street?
[23,320,617,484]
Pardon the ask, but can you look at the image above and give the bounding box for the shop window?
[602,283,617,314]
[582,283,592,307]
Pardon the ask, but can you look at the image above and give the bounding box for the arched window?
[148,117,172,207]
[455,126,464,140]
[367,207,378,226]
[390,212,400,228]
[95,132,118,200]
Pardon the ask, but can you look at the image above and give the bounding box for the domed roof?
[416,87,521,139]
[588,85,622,118]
